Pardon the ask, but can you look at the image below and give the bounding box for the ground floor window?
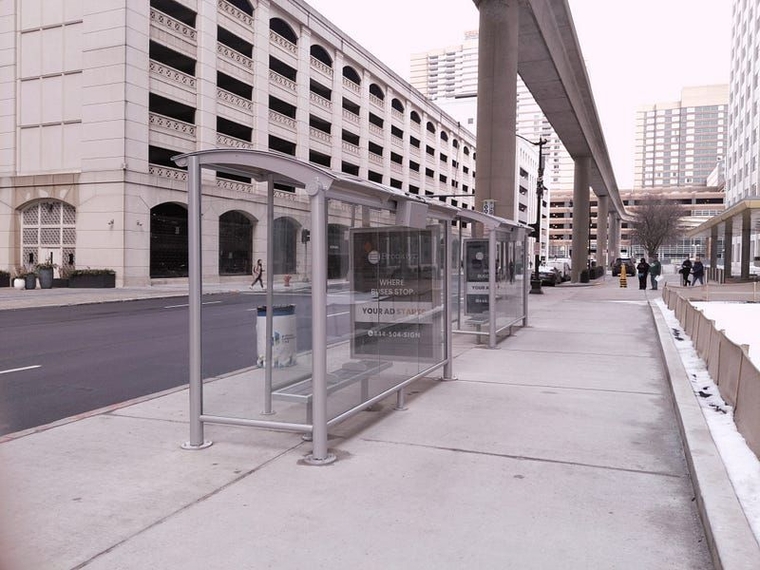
[20,200,76,273]
[272,217,298,274]
[219,211,253,275]
[151,203,188,278]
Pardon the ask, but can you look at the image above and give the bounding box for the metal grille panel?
[23,206,39,225]
[22,247,37,266]
[62,204,76,225]
[40,202,61,225]
[23,228,39,245]
[41,228,60,245]
[62,227,76,245]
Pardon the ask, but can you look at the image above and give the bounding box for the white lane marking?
[164,301,223,309]
[0,365,41,375]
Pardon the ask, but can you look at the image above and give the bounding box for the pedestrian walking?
[648,255,662,290]
[680,257,692,286]
[636,257,650,290]
[691,256,705,286]
[251,259,264,289]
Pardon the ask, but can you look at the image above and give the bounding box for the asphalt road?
[0,292,348,436]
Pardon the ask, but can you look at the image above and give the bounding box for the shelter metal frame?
[173,149,468,464]
[452,209,530,348]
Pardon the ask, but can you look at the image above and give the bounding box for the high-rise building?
[633,85,728,188]
[727,1,760,207]
[410,31,570,259]
[0,0,478,284]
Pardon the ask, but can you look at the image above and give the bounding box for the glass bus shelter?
[173,149,462,465]
[451,210,529,348]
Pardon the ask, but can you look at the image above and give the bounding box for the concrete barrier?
[717,337,743,408]
[735,357,760,458]
[707,329,723,384]
[663,287,760,462]
[695,315,714,365]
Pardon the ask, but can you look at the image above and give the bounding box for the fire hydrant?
[619,265,628,288]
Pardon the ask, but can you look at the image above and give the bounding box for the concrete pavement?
[0,275,758,569]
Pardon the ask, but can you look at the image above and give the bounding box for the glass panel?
[199,185,449,430]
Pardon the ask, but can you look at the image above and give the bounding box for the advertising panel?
[464,238,490,315]
[350,226,442,361]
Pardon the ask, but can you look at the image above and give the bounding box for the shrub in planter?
[68,268,116,288]
[34,262,56,289]
[0,270,9,288]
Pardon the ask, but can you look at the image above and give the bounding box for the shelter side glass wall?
[452,229,526,338]
[200,190,448,427]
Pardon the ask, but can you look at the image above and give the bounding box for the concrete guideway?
[0,277,758,569]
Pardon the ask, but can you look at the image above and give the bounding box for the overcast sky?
[305,0,732,189]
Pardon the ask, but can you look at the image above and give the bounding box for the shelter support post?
[263,175,275,415]
[443,220,456,380]
[182,155,211,450]
[304,179,336,465]
[488,229,497,348]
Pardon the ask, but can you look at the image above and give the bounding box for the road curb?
[650,300,760,570]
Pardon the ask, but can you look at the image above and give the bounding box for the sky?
[305,0,732,189]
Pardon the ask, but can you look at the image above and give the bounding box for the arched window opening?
[369,83,384,100]
[391,98,404,113]
[440,131,449,142]
[328,224,349,279]
[270,17,297,44]
[219,211,253,275]
[426,121,435,134]
[272,217,299,274]
[150,203,188,278]
[310,44,332,67]
[410,111,421,124]
[19,199,76,273]
[342,65,361,85]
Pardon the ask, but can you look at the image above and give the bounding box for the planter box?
[69,274,116,288]
[53,278,69,288]
[0,274,9,288]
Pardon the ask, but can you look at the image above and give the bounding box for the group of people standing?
[634,257,662,291]
[634,255,705,290]
[679,256,705,286]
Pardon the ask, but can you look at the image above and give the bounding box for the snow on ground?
[691,302,760,369]
[655,298,760,544]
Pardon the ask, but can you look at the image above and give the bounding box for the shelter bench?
[272,360,393,422]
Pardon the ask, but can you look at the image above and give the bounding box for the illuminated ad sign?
[464,239,489,315]
[350,227,441,361]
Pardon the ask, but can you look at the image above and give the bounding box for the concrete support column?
[741,209,751,279]
[596,194,609,269]
[570,157,590,282]
[609,214,620,262]
[474,0,519,224]
[709,224,719,269]
[724,217,733,278]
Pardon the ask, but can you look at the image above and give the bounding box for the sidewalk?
[0,276,758,569]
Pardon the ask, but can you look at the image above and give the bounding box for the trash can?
[256,304,297,368]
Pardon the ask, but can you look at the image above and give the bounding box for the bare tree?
[629,196,684,258]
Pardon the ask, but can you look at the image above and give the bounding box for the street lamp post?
[517,134,547,294]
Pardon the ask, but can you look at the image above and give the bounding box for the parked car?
[611,257,636,277]
[538,265,562,286]
[547,258,571,282]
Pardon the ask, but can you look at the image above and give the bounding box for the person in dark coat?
[636,257,650,290]
[680,258,692,286]
[691,256,705,286]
